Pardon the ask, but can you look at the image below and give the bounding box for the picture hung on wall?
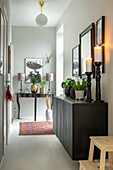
[72,45,80,76]
[25,58,43,83]
[96,16,105,46]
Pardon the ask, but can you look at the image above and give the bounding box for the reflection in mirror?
[79,23,95,78]
[72,45,80,77]
[81,31,91,75]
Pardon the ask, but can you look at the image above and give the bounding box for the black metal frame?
[24,58,44,83]
[72,45,80,77]
[96,16,105,73]
[96,16,105,46]
[79,23,95,78]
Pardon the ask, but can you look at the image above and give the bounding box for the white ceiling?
[10,0,71,27]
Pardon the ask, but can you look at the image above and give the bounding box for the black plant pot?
[84,89,86,98]
[70,87,75,99]
[65,86,72,97]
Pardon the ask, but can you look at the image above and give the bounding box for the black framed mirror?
[79,23,95,78]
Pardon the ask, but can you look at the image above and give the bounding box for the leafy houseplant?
[72,79,87,91]
[40,80,47,88]
[40,80,47,93]
[61,78,75,88]
[61,78,75,97]
[29,73,40,93]
[72,79,87,100]
[29,73,40,84]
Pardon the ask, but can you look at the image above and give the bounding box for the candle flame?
[94,46,101,49]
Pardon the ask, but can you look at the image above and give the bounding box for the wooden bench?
[79,160,99,170]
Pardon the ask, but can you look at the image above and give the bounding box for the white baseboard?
[0,156,4,169]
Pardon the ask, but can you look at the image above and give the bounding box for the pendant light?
[36,1,48,26]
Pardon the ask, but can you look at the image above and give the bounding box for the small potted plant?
[61,78,75,97]
[29,73,40,93]
[40,80,47,93]
[72,79,87,100]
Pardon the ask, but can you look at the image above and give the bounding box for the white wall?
[56,0,113,135]
[12,26,56,118]
[0,0,12,45]
[56,25,64,96]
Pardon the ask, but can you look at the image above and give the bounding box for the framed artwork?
[96,16,105,46]
[72,45,80,77]
[25,58,43,83]
[96,16,105,73]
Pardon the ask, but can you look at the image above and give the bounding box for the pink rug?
[19,121,54,135]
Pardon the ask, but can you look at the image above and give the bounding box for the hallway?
[1,120,79,170]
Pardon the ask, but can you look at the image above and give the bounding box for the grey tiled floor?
[1,119,79,170]
[1,119,110,170]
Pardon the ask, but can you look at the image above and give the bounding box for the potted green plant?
[72,79,87,100]
[40,80,47,93]
[61,78,75,97]
[29,73,40,93]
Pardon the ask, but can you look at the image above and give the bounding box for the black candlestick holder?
[84,72,93,102]
[93,62,104,103]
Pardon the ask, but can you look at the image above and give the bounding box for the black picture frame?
[79,23,95,78]
[96,16,105,46]
[25,58,43,83]
[96,16,105,73]
[72,45,80,77]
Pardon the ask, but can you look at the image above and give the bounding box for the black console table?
[16,93,54,121]
[53,96,108,160]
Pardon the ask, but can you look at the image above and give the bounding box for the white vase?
[46,108,52,121]
[75,90,84,100]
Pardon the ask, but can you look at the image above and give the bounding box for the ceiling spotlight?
[36,1,48,27]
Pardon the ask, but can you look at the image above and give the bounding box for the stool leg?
[100,150,106,170]
[109,152,113,170]
[79,164,83,170]
[88,139,94,162]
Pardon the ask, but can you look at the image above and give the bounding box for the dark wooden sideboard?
[53,96,108,160]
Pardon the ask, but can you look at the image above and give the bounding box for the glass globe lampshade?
[36,14,48,26]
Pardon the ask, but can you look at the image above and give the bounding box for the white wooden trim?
[0,156,4,169]
[2,4,8,22]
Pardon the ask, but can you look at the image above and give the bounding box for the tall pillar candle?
[94,46,102,62]
[86,58,92,72]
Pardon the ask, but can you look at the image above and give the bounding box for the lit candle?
[86,58,92,72]
[94,46,102,62]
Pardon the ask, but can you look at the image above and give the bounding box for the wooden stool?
[79,136,113,170]
[79,160,99,170]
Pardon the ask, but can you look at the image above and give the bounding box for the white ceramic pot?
[75,90,84,100]
[46,108,52,121]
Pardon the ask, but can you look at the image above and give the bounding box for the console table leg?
[17,95,20,119]
[35,97,37,121]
